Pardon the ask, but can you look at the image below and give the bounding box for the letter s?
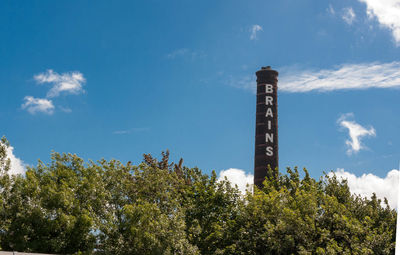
[266,146,273,156]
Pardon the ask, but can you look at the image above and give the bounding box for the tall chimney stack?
[254,66,279,188]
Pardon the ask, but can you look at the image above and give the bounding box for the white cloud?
[342,7,356,24]
[59,106,72,113]
[219,167,400,209]
[34,69,86,98]
[358,0,400,45]
[279,61,400,92]
[228,75,256,93]
[1,142,26,175]
[218,168,253,194]
[166,48,190,59]
[331,168,399,209]
[250,24,263,40]
[21,96,54,115]
[338,113,376,155]
[327,4,335,15]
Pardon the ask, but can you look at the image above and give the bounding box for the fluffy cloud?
[6,146,25,175]
[279,61,400,92]
[22,70,86,115]
[358,0,400,45]
[21,96,54,115]
[218,167,398,209]
[250,24,263,40]
[34,69,86,98]
[218,168,253,193]
[332,168,399,209]
[342,7,356,24]
[1,142,26,175]
[338,113,376,155]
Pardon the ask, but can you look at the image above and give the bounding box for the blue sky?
[1,1,400,200]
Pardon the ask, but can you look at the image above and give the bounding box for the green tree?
[0,143,396,254]
[228,167,396,255]
[0,137,13,252]
[96,152,198,254]
[0,153,98,253]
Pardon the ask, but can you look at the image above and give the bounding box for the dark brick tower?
[254,66,279,188]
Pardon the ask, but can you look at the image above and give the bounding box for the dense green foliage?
[0,137,396,254]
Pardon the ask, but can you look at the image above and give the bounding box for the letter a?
[266,108,273,117]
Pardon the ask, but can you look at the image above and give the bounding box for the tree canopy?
[0,137,396,254]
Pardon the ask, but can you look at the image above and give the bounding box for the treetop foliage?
[0,137,396,254]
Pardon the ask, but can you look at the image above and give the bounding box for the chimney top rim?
[256,66,279,76]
